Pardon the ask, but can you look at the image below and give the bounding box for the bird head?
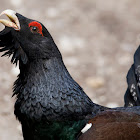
[0,9,61,65]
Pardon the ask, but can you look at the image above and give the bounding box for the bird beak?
[0,9,20,31]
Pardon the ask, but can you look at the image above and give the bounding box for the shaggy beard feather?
[0,27,28,65]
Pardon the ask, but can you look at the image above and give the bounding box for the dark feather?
[124,46,140,106]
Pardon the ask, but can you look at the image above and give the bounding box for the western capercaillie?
[0,9,140,140]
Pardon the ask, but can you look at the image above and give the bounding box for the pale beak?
[0,9,20,30]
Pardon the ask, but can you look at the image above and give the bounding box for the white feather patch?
[137,123,140,128]
[81,123,92,133]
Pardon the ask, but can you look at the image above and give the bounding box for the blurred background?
[0,0,140,139]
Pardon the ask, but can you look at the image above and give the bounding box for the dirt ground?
[0,0,140,139]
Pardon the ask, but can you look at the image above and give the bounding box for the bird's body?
[14,55,105,139]
[0,9,140,140]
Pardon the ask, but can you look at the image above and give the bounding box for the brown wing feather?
[79,111,140,140]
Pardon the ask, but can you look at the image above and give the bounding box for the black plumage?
[124,46,140,107]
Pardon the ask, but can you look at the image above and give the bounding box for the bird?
[124,46,140,107]
[0,9,140,140]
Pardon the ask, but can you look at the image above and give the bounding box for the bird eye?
[29,21,43,36]
[30,26,39,33]
[32,26,37,31]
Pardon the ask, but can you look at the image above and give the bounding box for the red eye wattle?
[29,21,43,36]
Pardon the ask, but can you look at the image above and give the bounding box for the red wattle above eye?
[29,21,43,36]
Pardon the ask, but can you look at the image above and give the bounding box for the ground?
[0,0,140,139]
